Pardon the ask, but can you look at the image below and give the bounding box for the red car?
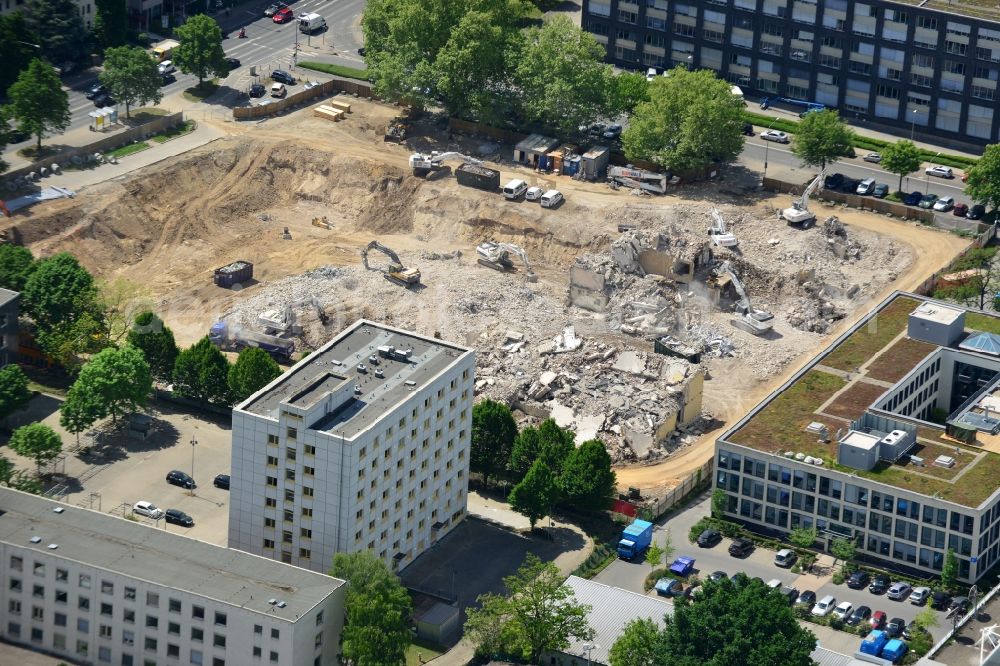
[273,7,293,22]
[870,610,887,629]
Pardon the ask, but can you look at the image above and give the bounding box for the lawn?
[821,296,922,372]
[151,120,196,144]
[182,80,219,102]
[865,338,938,383]
[966,312,1000,335]
[298,61,369,81]
[404,639,443,666]
[105,141,151,159]
[821,381,888,420]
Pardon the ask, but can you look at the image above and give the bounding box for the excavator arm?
[476,241,537,282]
[361,240,404,271]
[361,240,421,286]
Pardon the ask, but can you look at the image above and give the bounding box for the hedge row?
[298,61,370,81]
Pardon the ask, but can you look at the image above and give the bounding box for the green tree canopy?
[606,71,650,118]
[964,144,1000,211]
[0,454,42,494]
[470,398,518,487]
[510,418,575,480]
[711,488,728,518]
[59,387,97,445]
[172,337,232,405]
[508,459,558,530]
[7,57,71,150]
[608,617,667,666]
[100,46,163,119]
[881,140,922,193]
[933,247,998,310]
[791,110,855,170]
[9,422,62,474]
[557,438,616,511]
[94,0,128,50]
[172,14,227,87]
[330,551,412,666]
[65,345,152,424]
[611,576,816,666]
[645,541,664,571]
[830,537,856,572]
[0,13,40,101]
[127,311,179,383]
[21,252,97,330]
[0,245,35,292]
[940,548,959,592]
[465,553,594,663]
[0,364,32,422]
[788,526,816,550]
[622,67,746,171]
[228,347,282,402]
[27,0,88,66]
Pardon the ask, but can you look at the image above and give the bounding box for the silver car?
[926,165,954,179]
[887,582,913,601]
[133,500,164,520]
[863,152,882,163]
[761,130,790,143]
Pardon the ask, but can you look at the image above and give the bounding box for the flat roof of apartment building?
[0,488,343,618]
[891,0,1000,23]
[721,292,1000,509]
[239,320,473,439]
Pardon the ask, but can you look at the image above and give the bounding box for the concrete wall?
[234,79,375,120]
[679,369,704,427]
[567,265,609,312]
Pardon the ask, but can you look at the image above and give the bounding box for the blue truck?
[859,630,888,657]
[617,519,653,560]
[856,630,907,663]
[669,556,696,577]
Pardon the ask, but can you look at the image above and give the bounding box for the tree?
[791,110,855,170]
[470,398,518,488]
[830,537,856,573]
[0,13,40,95]
[881,140,922,193]
[172,337,232,405]
[912,606,939,633]
[100,46,163,119]
[608,618,666,666]
[964,144,1000,212]
[941,548,959,592]
[510,418,575,480]
[65,345,152,424]
[622,67,746,171]
[0,245,35,292]
[172,14,227,87]
[933,247,998,310]
[7,57,71,150]
[711,488,728,519]
[330,551,412,666]
[645,541,664,572]
[26,0,88,67]
[0,455,42,494]
[93,0,128,50]
[513,15,614,136]
[0,364,31,423]
[788,527,816,550]
[21,253,95,330]
[8,422,61,474]
[508,459,558,530]
[606,71,650,118]
[557,438,617,511]
[35,311,108,372]
[465,553,594,663]
[661,528,675,563]
[228,347,282,402]
[59,389,96,446]
[127,311,179,383]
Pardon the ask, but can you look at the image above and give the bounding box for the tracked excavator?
[361,241,421,287]
[408,151,483,177]
[781,170,825,228]
[713,260,774,336]
[476,241,537,282]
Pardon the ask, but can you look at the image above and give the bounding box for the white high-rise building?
[0,487,345,666]
[228,319,475,573]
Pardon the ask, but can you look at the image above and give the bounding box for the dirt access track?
[0,96,971,490]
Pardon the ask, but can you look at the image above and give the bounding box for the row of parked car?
[132,470,231,527]
[822,171,986,219]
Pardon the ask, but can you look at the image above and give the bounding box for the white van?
[299,12,327,33]
[270,82,287,98]
[540,189,563,208]
[502,179,527,200]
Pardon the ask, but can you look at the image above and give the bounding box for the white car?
[909,586,931,605]
[926,165,954,179]
[157,60,176,75]
[760,130,790,143]
[933,196,955,211]
[812,595,837,617]
[863,152,882,163]
[133,500,164,520]
[832,601,854,620]
[540,189,563,208]
[766,579,783,590]
[525,186,543,201]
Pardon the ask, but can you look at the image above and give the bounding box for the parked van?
[856,177,876,195]
[270,83,287,98]
[540,189,563,208]
[151,39,179,63]
[299,12,327,33]
[502,179,527,200]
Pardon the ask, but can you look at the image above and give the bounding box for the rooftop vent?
[268,598,278,606]
[934,455,956,468]
[276,601,287,608]
[52,507,65,514]
[910,455,925,466]
[29,536,41,544]
[47,544,58,550]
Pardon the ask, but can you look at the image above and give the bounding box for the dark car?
[166,470,195,489]
[271,69,296,85]
[93,92,114,107]
[697,529,722,547]
[903,191,923,206]
[846,605,872,626]
[840,178,861,193]
[931,590,952,610]
[949,597,971,616]
[161,73,175,86]
[796,590,817,607]
[847,571,871,589]
[824,173,845,190]
[708,570,727,583]
[872,183,889,198]
[742,122,755,136]
[85,83,107,100]
[164,508,194,527]
[249,83,266,97]
[728,537,754,557]
[968,204,987,220]
[213,474,230,490]
[885,617,906,638]
[224,57,241,70]
[918,193,939,209]
[264,1,287,16]
[953,203,969,217]
[869,574,891,595]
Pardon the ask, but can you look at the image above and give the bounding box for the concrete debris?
[420,250,463,260]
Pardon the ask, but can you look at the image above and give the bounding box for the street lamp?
[686,54,693,70]
[762,116,779,182]
[910,107,918,141]
[189,437,197,496]
[582,644,595,666]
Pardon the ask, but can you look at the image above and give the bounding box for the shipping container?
[456,163,501,191]
[214,260,254,288]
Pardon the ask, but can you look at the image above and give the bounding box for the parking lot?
[595,495,952,644]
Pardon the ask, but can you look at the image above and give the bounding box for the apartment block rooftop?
[0,488,343,618]
[239,319,473,440]
[891,0,1000,22]
[723,292,1000,509]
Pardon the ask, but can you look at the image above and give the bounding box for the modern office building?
[0,288,18,367]
[715,293,1000,583]
[228,319,475,574]
[582,0,1000,146]
[0,487,345,666]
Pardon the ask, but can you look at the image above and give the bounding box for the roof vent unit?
[909,455,925,466]
[811,458,823,466]
[803,455,816,465]
[268,598,278,606]
[783,451,795,458]
[934,455,956,468]
[47,544,58,550]
[52,507,65,514]
[29,536,41,544]
[794,452,806,461]
[276,601,287,608]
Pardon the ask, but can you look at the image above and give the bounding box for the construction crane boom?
[709,208,738,247]
[361,240,421,286]
[780,170,825,228]
[409,151,483,176]
[476,241,537,282]
[715,260,774,336]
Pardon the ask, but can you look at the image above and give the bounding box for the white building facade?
[228,320,475,573]
[0,488,345,666]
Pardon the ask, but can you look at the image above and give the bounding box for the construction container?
[564,155,581,176]
[214,260,253,288]
[456,163,500,191]
[581,146,610,181]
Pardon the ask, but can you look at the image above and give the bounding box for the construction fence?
[762,176,938,225]
[233,78,377,120]
[1,112,185,191]
[911,222,998,297]
[621,457,715,522]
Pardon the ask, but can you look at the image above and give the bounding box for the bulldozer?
[361,240,421,287]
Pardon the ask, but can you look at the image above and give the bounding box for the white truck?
[299,13,327,33]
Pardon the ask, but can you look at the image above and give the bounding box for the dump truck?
[881,639,907,662]
[617,519,653,560]
[209,322,293,360]
[214,260,253,288]
[151,39,179,62]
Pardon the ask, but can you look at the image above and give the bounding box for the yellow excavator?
[361,240,421,287]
